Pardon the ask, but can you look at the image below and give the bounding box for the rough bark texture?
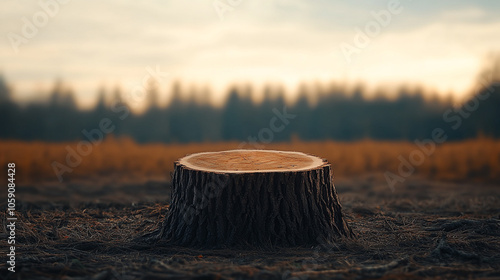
[149,151,353,248]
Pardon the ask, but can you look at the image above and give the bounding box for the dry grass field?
[1,137,500,184]
[1,138,500,279]
[2,173,499,279]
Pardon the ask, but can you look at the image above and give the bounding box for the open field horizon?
[2,137,500,185]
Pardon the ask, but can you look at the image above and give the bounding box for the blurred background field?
[2,2,500,187]
[0,59,499,185]
[2,137,500,184]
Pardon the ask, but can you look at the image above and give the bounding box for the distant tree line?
[0,74,499,144]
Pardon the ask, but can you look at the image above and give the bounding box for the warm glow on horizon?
[1,1,499,109]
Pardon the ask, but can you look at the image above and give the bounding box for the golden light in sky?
[1,0,499,108]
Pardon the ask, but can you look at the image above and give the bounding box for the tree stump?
[152,149,353,247]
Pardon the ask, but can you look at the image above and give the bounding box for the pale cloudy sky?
[1,0,500,108]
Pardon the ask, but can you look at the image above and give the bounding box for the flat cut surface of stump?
[179,150,326,173]
[151,149,353,248]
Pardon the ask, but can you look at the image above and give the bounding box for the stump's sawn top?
[178,149,327,173]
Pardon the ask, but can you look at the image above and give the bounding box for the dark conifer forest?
[1,76,499,143]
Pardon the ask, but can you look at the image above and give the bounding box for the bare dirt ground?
[1,175,499,279]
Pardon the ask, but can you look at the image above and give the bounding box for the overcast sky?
[1,0,500,108]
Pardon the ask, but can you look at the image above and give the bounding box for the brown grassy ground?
[1,137,500,184]
[1,175,499,279]
[1,140,499,279]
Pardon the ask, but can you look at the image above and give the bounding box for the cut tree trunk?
[149,149,353,248]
